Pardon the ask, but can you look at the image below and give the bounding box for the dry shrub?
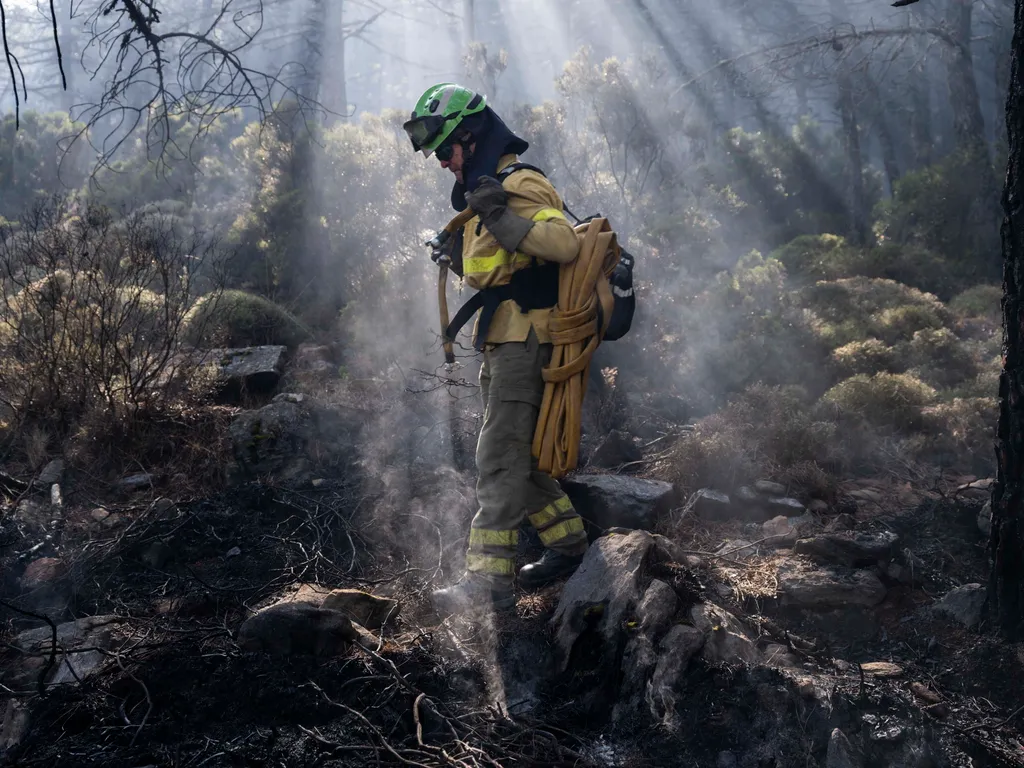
[950,284,1002,322]
[904,328,978,389]
[800,277,952,349]
[830,339,899,378]
[183,289,310,349]
[919,397,997,471]
[0,197,224,472]
[662,384,840,493]
[820,372,936,431]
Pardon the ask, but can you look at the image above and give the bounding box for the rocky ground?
[1,345,1022,767]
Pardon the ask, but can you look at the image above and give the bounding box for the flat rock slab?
[228,398,366,484]
[778,564,887,608]
[794,531,899,567]
[562,475,676,531]
[8,616,121,688]
[200,346,287,401]
[931,583,986,628]
[552,530,662,667]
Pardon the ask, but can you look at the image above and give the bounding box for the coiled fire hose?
[533,218,619,478]
[433,214,620,478]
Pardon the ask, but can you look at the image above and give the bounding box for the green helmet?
[403,83,486,157]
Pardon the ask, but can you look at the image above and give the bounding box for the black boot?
[432,575,515,615]
[518,549,585,589]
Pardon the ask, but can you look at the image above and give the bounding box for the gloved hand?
[429,229,464,276]
[466,175,534,253]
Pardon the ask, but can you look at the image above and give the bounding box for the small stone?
[924,702,950,719]
[50,484,63,509]
[225,546,242,558]
[764,643,799,668]
[20,557,66,590]
[311,478,326,487]
[715,539,758,562]
[117,473,154,491]
[36,458,65,487]
[691,488,732,522]
[273,392,306,404]
[827,513,857,532]
[755,480,787,496]
[978,501,992,538]
[152,498,176,520]
[932,583,987,628]
[734,486,759,504]
[860,661,903,678]
[321,589,400,630]
[90,507,110,522]
[808,499,829,513]
[767,497,805,515]
[910,682,941,704]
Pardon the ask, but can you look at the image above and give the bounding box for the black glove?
[466,175,534,253]
[429,228,464,277]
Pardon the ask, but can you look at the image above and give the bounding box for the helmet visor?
[403,114,448,153]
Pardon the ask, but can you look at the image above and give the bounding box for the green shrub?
[663,384,840,495]
[950,284,1002,322]
[820,372,937,431]
[875,304,948,344]
[830,339,899,378]
[770,233,853,280]
[800,277,953,350]
[904,328,978,389]
[183,290,310,348]
[920,397,997,471]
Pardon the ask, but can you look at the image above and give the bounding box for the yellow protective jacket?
[461,154,579,345]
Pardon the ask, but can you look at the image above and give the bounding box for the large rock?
[237,603,357,656]
[552,530,663,668]
[778,565,887,608]
[321,589,400,630]
[228,397,366,484]
[978,501,992,538]
[793,531,899,567]
[5,616,121,688]
[201,345,288,401]
[646,624,705,724]
[931,583,986,628]
[561,475,676,532]
[827,728,861,768]
[635,580,678,638]
[690,603,764,666]
[588,430,643,469]
[35,459,65,488]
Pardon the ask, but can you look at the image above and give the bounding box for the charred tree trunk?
[836,73,869,244]
[463,0,475,46]
[992,0,1024,638]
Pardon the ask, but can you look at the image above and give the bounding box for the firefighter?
[403,83,589,612]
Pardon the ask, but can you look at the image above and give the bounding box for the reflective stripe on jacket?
[461,154,579,345]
